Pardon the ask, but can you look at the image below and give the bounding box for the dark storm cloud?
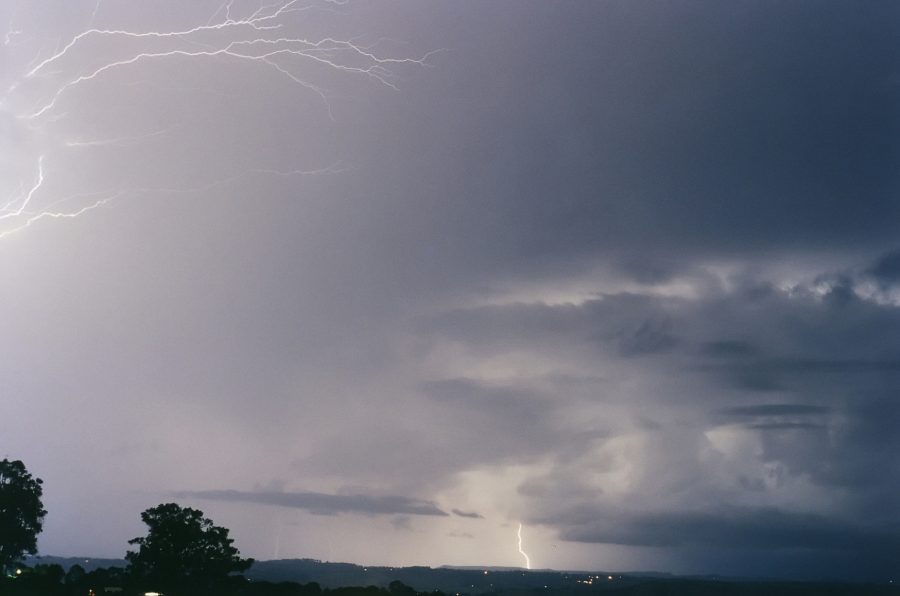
[698,340,758,358]
[866,248,900,287]
[6,0,900,579]
[181,489,448,517]
[746,422,825,431]
[403,1,900,275]
[753,358,900,374]
[702,356,900,393]
[432,260,900,575]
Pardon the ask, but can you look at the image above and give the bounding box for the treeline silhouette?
[5,565,900,596]
[1,566,430,596]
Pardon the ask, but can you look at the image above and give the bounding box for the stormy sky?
[1,0,898,581]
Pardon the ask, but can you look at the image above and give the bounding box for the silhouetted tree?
[28,563,64,584]
[126,503,252,593]
[0,458,46,572]
[389,580,418,596]
[64,563,86,587]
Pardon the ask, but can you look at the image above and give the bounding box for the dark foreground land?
[8,557,898,596]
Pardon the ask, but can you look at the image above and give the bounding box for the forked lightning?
[1,0,436,240]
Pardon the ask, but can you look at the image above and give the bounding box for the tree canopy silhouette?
[126,502,252,592]
[0,458,46,571]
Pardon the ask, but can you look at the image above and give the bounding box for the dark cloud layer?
[550,506,900,578]
[557,507,900,553]
[718,405,830,418]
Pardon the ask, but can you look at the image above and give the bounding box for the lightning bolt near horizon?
[0,0,438,241]
[517,523,532,570]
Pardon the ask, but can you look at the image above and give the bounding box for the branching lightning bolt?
[0,193,120,240]
[517,523,532,570]
[0,156,46,222]
[1,0,438,241]
[64,127,173,148]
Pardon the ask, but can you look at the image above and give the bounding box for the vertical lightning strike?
[1,0,438,240]
[517,523,532,570]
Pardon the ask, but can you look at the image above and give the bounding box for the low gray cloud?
[718,404,830,417]
[181,489,448,517]
[555,507,899,552]
[451,509,483,519]
[713,404,830,431]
